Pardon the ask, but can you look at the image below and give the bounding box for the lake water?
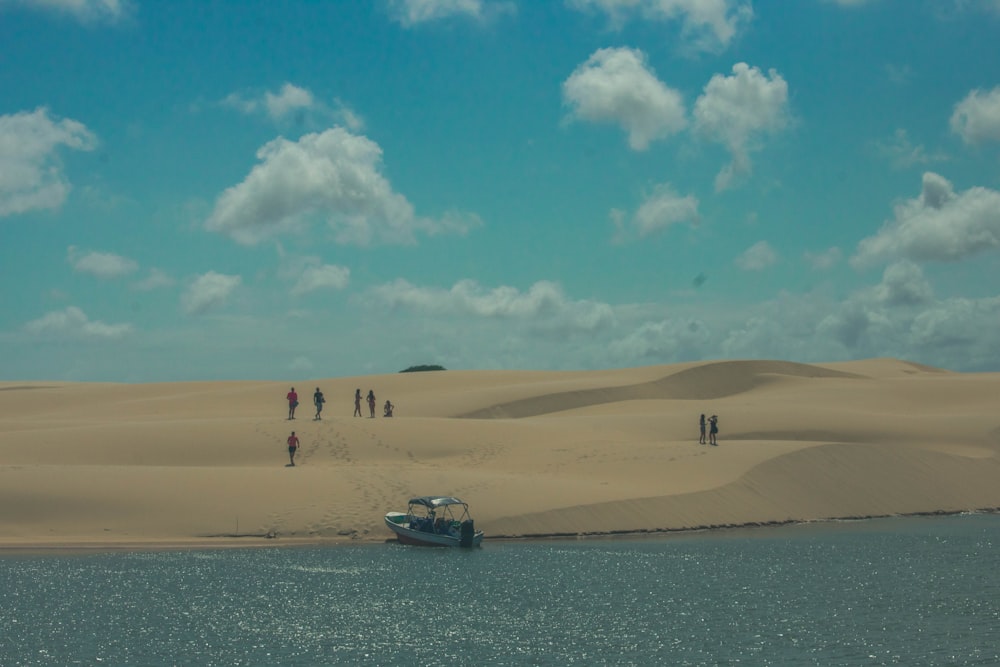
[1,514,998,666]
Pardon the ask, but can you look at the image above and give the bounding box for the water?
[1,514,998,666]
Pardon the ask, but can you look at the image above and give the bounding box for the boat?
[384,496,484,547]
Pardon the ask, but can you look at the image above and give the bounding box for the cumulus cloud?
[735,240,777,270]
[4,0,131,23]
[693,62,789,190]
[204,127,476,245]
[608,317,709,362]
[387,0,515,26]
[950,87,1000,145]
[874,128,947,169]
[290,262,350,296]
[853,172,1000,266]
[181,271,242,315]
[817,261,937,352]
[871,260,934,307]
[563,47,686,151]
[132,268,174,291]
[264,83,314,121]
[566,0,753,53]
[0,108,97,217]
[220,83,364,130]
[612,183,699,242]
[67,246,138,279]
[24,306,132,339]
[803,247,842,270]
[372,278,616,333]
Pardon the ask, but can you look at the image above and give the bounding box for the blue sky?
[2,0,1000,381]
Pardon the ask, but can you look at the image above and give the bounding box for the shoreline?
[2,507,997,556]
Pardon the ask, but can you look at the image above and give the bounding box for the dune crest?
[459,359,867,419]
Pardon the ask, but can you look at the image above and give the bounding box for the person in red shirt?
[286,431,300,466]
[286,387,298,420]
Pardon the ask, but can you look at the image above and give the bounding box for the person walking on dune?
[367,389,376,418]
[286,431,300,466]
[313,387,325,421]
[709,415,719,446]
[353,389,362,417]
[699,413,706,444]
[286,387,298,420]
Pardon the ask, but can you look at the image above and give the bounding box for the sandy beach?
[1,358,999,550]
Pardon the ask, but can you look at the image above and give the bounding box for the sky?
[2,0,1000,382]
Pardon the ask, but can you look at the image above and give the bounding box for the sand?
[1,358,998,551]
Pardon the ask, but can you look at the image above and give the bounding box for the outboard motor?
[460,519,475,547]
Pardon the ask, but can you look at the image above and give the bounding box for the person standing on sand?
[353,389,362,417]
[313,387,325,421]
[367,389,376,418]
[709,415,719,446]
[287,431,300,466]
[699,414,707,444]
[287,387,298,420]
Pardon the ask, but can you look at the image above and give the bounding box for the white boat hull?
[384,512,484,547]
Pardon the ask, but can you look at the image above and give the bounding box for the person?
[699,413,706,444]
[353,389,362,417]
[286,431,300,466]
[367,389,376,418]
[383,399,394,418]
[709,415,719,446]
[286,387,298,420]
[313,387,325,421]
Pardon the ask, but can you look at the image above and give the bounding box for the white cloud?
[372,278,616,333]
[874,128,947,169]
[67,246,138,279]
[133,268,175,291]
[566,0,752,53]
[181,271,242,315]
[220,83,363,130]
[0,108,97,217]
[264,83,315,121]
[853,172,1000,266]
[608,317,709,362]
[387,0,515,26]
[205,127,475,245]
[290,263,351,296]
[612,183,699,242]
[735,241,777,270]
[24,306,132,339]
[4,0,131,23]
[563,47,686,151]
[693,62,790,191]
[803,247,842,270]
[950,87,1000,145]
[818,262,944,353]
[871,260,934,307]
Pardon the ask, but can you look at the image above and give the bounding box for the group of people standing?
[699,413,719,446]
[354,388,393,418]
[283,385,396,467]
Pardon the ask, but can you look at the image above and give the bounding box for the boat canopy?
[408,496,467,509]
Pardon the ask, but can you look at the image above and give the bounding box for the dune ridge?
[1,358,998,550]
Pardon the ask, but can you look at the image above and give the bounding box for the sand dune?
[1,358,998,550]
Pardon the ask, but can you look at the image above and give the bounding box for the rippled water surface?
[2,514,998,666]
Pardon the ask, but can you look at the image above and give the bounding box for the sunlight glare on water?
[1,514,998,666]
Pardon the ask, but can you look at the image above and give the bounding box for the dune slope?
[1,359,998,549]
